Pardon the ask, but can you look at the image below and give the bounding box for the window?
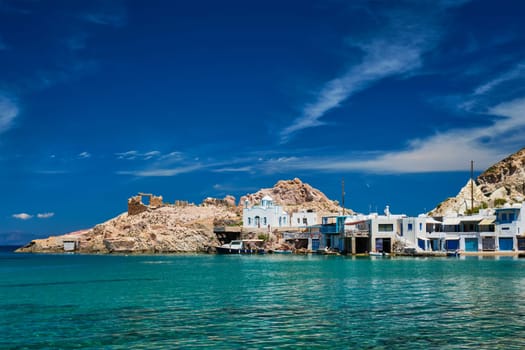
[378,224,394,232]
[248,218,252,225]
[297,218,301,224]
[408,223,413,231]
[303,218,308,225]
[419,223,423,231]
[263,217,267,225]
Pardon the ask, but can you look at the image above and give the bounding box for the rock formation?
[239,178,345,216]
[16,178,347,254]
[430,147,525,216]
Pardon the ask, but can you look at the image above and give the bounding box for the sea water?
[2,247,525,349]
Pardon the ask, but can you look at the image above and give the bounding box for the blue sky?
[2,0,525,244]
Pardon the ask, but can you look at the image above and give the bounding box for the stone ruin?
[128,193,164,216]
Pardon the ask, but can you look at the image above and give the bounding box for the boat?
[446,250,461,257]
[271,249,292,254]
[369,251,390,257]
[215,240,266,254]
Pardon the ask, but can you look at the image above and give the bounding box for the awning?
[480,232,495,237]
[479,218,495,225]
[443,218,461,225]
[344,220,367,226]
[424,218,442,224]
[459,217,482,223]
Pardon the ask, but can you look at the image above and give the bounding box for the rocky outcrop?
[477,147,525,202]
[429,179,488,216]
[239,178,346,215]
[17,178,347,254]
[16,205,240,254]
[430,147,525,216]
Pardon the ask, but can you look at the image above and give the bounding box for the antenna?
[470,160,474,212]
[342,177,345,216]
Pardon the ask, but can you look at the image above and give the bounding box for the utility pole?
[470,160,474,213]
[342,177,345,216]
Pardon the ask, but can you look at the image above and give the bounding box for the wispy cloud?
[12,213,32,220]
[78,151,91,159]
[279,2,465,143]
[473,62,525,97]
[37,212,55,219]
[82,2,127,28]
[213,166,253,173]
[117,164,204,177]
[261,96,525,174]
[115,150,168,160]
[0,94,19,135]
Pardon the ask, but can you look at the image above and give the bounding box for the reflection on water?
[2,253,525,349]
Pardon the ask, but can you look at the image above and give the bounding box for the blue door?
[376,238,383,252]
[418,239,426,250]
[445,239,459,251]
[499,237,513,251]
[465,238,478,252]
[311,239,320,251]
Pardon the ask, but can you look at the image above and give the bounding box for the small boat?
[369,251,390,257]
[216,240,266,254]
[271,249,292,254]
[446,250,460,257]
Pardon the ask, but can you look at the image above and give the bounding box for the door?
[311,239,320,251]
[499,237,513,251]
[445,239,459,251]
[464,238,478,252]
[375,238,383,252]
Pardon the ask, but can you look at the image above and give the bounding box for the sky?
[1,0,525,244]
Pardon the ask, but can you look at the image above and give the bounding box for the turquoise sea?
[2,247,525,349]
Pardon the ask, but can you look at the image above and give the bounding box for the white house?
[291,209,318,227]
[242,195,288,229]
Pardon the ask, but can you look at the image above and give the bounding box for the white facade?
[242,196,289,229]
[291,210,318,227]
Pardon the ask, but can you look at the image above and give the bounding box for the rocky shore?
[16,178,342,254]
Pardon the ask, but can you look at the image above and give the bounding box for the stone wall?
[128,193,165,215]
[128,195,149,215]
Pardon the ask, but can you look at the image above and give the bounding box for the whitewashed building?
[242,196,288,229]
[291,209,318,227]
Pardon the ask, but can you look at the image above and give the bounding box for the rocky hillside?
[16,178,345,254]
[430,147,525,216]
[16,204,240,254]
[477,147,525,199]
[239,178,346,215]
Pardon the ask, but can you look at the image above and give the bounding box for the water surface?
[2,249,525,349]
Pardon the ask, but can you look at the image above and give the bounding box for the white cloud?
[78,151,91,159]
[264,97,525,174]
[37,212,55,219]
[279,3,464,143]
[12,213,33,220]
[117,164,204,177]
[115,150,166,160]
[116,150,138,160]
[0,94,19,134]
[473,62,525,96]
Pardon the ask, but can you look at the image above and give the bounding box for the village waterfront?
[2,248,525,349]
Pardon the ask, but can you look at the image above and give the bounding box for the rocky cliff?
[239,178,345,215]
[430,147,525,216]
[16,178,345,254]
